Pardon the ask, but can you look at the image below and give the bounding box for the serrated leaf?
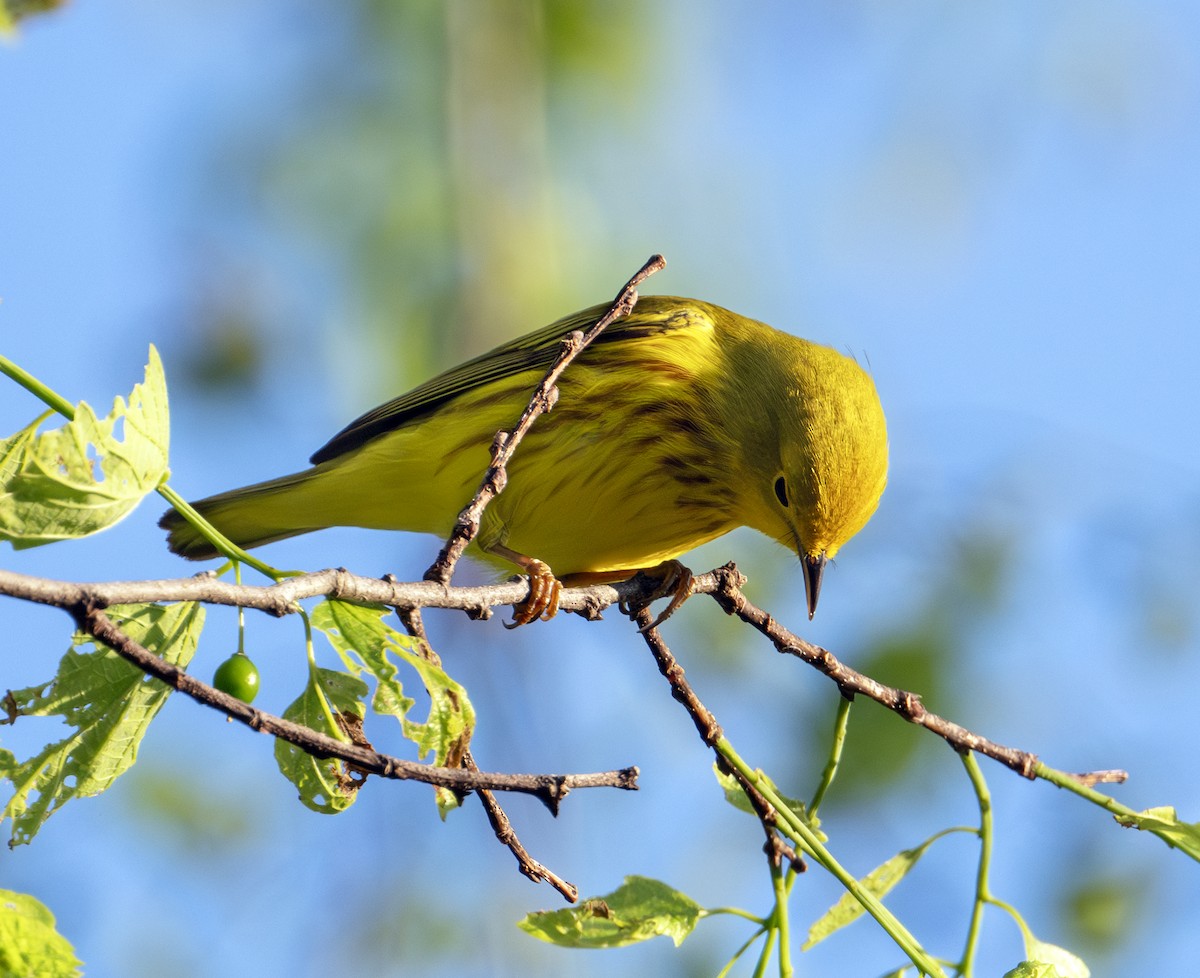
[0,888,82,978]
[309,600,474,815]
[1113,805,1200,860]
[803,841,930,949]
[273,667,368,814]
[0,602,202,846]
[519,876,702,949]
[0,347,169,548]
[712,763,823,837]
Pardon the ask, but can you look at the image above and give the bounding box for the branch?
[397,608,581,901]
[423,253,667,586]
[66,604,638,805]
[0,564,726,621]
[0,561,1126,787]
[630,607,944,977]
[706,566,1127,784]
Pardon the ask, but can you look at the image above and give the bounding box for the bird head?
[766,345,889,620]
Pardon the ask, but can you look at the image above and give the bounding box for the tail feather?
[159,470,325,560]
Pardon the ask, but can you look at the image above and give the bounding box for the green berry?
[213,652,260,704]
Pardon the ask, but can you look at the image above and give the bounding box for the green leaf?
[273,667,368,814]
[1003,965,1062,978]
[0,602,202,847]
[1019,939,1090,978]
[803,839,934,949]
[0,0,67,29]
[519,876,702,949]
[1113,805,1200,860]
[0,888,82,978]
[309,600,475,815]
[0,347,169,548]
[712,763,823,838]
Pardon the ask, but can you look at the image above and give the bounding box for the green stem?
[301,608,345,739]
[986,895,1034,945]
[770,859,793,978]
[959,752,992,977]
[809,694,852,816]
[0,354,77,420]
[1036,761,1199,859]
[235,562,246,654]
[715,927,768,978]
[705,906,767,925]
[751,924,777,978]
[717,736,946,978]
[155,483,286,581]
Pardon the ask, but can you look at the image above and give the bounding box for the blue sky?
[3,3,1200,976]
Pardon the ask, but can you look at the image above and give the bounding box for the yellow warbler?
[161,296,888,619]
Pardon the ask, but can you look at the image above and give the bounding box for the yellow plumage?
[161,296,888,617]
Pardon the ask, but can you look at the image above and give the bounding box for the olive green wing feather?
[310,295,703,464]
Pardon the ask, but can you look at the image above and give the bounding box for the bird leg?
[488,544,564,628]
[488,544,693,630]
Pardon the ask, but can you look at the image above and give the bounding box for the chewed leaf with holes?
[0,602,202,846]
[309,600,475,816]
[519,876,702,949]
[0,346,169,548]
[273,667,369,814]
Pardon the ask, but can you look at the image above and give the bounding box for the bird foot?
[620,559,695,631]
[505,558,563,628]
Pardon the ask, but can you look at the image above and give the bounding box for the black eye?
[773,476,789,507]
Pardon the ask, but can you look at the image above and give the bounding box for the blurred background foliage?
[3,2,1199,976]
[177,1,650,404]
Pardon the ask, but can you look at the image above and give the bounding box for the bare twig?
[1068,769,1128,787]
[423,253,667,587]
[706,566,1128,784]
[468,746,581,902]
[633,609,802,872]
[394,606,584,901]
[632,607,722,746]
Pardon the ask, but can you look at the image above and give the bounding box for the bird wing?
[309,295,703,464]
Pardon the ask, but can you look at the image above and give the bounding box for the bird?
[161,295,888,623]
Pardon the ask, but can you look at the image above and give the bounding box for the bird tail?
[159,469,329,560]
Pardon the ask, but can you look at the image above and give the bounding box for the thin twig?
[633,607,722,746]
[631,607,945,978]
[423,253,667,587]
[467,746,580,902]
[632,605,801,879]
[634,607,788,864]
[707,567,1128,784]
[394,606,583,901]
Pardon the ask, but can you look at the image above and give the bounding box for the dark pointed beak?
[802,553,827,620]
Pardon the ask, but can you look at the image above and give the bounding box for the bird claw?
[620,560,695,631]
[506,559,563,628]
